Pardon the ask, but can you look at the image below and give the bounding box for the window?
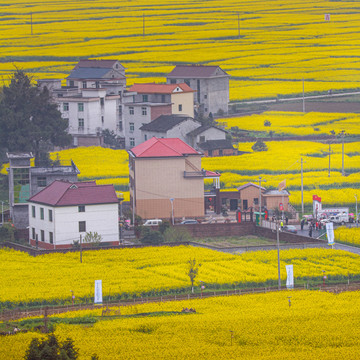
[32,227,35,239]
[37,176,46,187]
[205,108,208,112]
[178,104,182,112]
[32,206,36,218]
[79,221,86,232]
[142,94,148,102]
[219,149,223,156]
[118,105,122,116]
[204,94,207,99]
[13,168,30,204]
[254,198,259,205]
[161,94,166,103]
[49,232,53,244]
[63,103,69,111]
[100,98,105,106]
[69,80,74,87]
[82,81,87,88]
[130,138,135,147]
[118,121,123,131]
[170,79,176,84]
[78,205,85,212]
[101,116,104,124]
[199,136,205,143]
[40,207,44,220]
[141,107,147,116]
[49,209,53,222]
[78,103,84,112]
[129,106,134,115]
[129,122,134,133]
[78,118,84,128]
[95,81,100,88]
[185,79,190,86]
[144,134,147,141]
[41,230,45,242]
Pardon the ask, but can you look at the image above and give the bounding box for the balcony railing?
[184,170,206,178]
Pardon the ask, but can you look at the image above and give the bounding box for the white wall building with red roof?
[28,180,119,249]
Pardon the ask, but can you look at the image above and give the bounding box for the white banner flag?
[326,222,335,245]
[286,265,294,289]
[94,280,103,304]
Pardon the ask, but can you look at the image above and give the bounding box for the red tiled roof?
[129,83,194,94]
[130,137,200,158]
[205,170,221,177]
[28,180,119,206]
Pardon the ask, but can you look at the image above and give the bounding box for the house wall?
[134,156,204,219]
[239,186,265,210]
[150,105,172,121]
[171,92,194,118]
[203,148,236,157]
[195,127,226,144]
[264,195,289,211]
[166,119,200,143]
[29,203,119,247]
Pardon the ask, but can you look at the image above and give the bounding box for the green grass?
[192,235,279,248]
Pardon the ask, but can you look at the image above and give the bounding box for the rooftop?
[140,115,196,132]
[29,180,118,206]
[198,139,234,151]
[187,125,227,137]
[129,82,194,94]
[129,137,200,158]
[167,65,229,78]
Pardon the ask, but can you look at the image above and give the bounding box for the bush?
[0,223,16,242]
[264,120,271,127]
[252,139,268,152]
[163,227,192,242]
[139,228,164,245]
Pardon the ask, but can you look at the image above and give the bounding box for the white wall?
[29,202,119,246]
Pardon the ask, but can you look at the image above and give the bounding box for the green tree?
[83,231,102,247]
[163,227,192,243]
[0,70,71,165]
[187,258,201,293]
[24,334,78,360]
[251,139,268,152]
[139,227,164,245]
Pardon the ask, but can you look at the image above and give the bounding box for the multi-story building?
[28,180,119,249]
[128,137,220,220]
[166,65,230,116]
[7,152,80,229]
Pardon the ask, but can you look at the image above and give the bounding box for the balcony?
[183,170,206,178]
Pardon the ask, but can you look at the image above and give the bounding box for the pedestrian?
[309,226,313,238]
[301,218,305,231]
[280,220,284,230]
[315,221,319,230]
[285,216,288,225]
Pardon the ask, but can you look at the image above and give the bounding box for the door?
[230,199,238,211]
[243,199,248,210]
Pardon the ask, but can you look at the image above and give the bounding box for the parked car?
[282,225,297,234]
[179,219,198,225]
[143,219,163,226]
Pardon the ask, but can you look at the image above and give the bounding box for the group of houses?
[4,59,291,249]
[38,59,236,155]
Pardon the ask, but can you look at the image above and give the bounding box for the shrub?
[251,139,268,152]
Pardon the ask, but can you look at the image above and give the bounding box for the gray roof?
[198,139,234,150]
[237,182,266,191]
[140,115,194,132]
[67,68,111,80]
[263,189,290,196]
[167,65,229,79]
[187,125,227,137]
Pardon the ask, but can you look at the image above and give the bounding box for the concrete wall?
[239,186,264,210]
[171,92,194,118]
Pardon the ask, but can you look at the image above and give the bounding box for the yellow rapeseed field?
[2,1,360,100]
[2,291,360,359]
[335,227,360,246]
[0,246,358,306]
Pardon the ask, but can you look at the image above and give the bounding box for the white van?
[143,219,163,226]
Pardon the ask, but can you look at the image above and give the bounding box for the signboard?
[326,222,335,245]
[279,203,283,211]
[286,265,294,289]
[325,14,330,21]
[94,280,103,305]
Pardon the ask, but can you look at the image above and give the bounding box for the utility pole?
[276,219,281,290]
[302,78,305,113]
[299,157,306,216]
[237,13,240,38]
[328,143,332,177]
[80,234,82,263]
[257,176,266,227]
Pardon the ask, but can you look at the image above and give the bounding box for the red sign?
[279,203,283,211]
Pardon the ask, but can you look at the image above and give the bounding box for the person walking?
[301,218,305,231]
[309,226,313,238]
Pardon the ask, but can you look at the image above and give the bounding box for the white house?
[28,180,119,249]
